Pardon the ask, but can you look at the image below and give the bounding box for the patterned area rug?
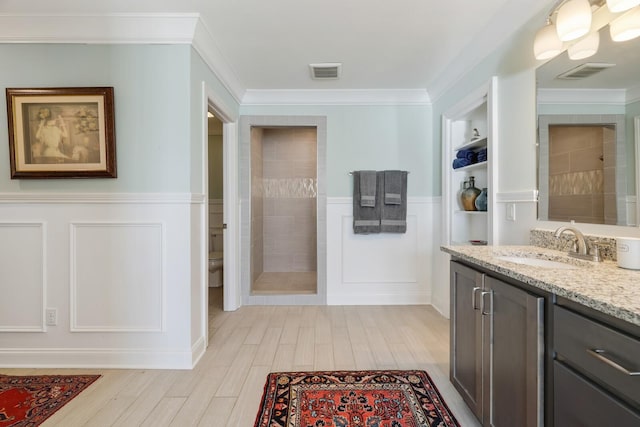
[254,370,459,427]
[0,374,100,426]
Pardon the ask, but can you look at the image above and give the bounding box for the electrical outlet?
[506,203,516,222]
[46,308,57,326]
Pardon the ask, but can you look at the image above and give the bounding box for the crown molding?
[537,88,626,105]
[427,0,554,102]
[0,13,246,104]
[0,14,430,107]
[627,86,640,105]
[241,89,431,106]
[191,19,245,104]
[0,13,199,44]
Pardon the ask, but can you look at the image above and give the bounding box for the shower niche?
[240,116,327,305]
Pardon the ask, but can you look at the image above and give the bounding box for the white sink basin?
[495,256,580,270]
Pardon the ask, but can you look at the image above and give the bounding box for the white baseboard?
[191,336,206,368]
[328,291,430,306]
[0,347,195,370]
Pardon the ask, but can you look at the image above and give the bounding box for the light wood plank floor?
[251,272,316,295]
[1,288,479,426]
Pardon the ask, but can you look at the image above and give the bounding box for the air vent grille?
[309,63,342,80]
[556,62,616,80]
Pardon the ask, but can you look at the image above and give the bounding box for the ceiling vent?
[556,62,616,80]
[309,63,342,80]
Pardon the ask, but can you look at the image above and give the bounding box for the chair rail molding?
[0,192,204,204]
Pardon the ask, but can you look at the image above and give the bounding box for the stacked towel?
[352,171,382,234]
[359,170,377,207]
[381,170,408,233]
[453,158,471,169]
[452,147,487,169]
[456,149,477,162]
[477,148,487,163]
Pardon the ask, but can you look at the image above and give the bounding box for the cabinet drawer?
[554,306,640,409]
[554,361,640,427]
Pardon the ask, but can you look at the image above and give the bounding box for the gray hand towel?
[359,170,377,207]
[381,170,408,233]
[384,170,403,205]
[353,171,382,234]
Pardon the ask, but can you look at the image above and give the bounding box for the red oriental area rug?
[254,370,459,427]
[0,374,100,427]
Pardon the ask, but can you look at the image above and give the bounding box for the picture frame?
[6,87,116,178]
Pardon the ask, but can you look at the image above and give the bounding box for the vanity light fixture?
[534,20,564,60]
[568,31,600,59]
[534,0,640,60]
[606,0,640,13]
[556,0,593,41]
[610,5,640,41]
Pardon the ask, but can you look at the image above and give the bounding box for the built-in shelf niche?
[442,77,498,246]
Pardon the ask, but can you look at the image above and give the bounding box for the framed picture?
[6,87,116,178]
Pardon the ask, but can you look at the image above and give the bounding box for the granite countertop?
[441,245,640,328]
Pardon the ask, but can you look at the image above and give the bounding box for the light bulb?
[610,6,640,41]
[606,0,640,13]
[534,24,564,60]
[556,0,592,41]
[568,32,600,60]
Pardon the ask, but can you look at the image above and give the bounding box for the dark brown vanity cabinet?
[553,303,640,426]
[450,261,544,427]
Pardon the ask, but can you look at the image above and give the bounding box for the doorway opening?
[239,116,327,305]
[207,112,224,312]
[548,124,614,224]
[250,126,318,295]
[538,114,628,226]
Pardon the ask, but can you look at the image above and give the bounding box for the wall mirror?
[536,25,640,226]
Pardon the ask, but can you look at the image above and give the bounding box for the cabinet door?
[484,276,544,427]
[554,361,640,427]
[450,261,483,421]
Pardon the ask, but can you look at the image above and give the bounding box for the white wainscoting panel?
[0,222,46,332]
[70,222,165,332]
[341,215,418,284]
[327,197,440,306]
[0,193,197,369]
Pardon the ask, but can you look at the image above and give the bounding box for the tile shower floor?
[252,272,317,295]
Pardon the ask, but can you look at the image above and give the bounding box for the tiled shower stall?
[250,127,318,294]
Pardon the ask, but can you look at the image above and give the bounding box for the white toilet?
[208,252,223,287]
[208,230,224,287]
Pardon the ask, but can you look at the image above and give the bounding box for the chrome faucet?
[554,226,588,255]
[553,226,601,262]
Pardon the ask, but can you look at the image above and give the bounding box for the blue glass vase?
[475,187,488,211]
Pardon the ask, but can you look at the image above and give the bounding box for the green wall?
[189,49,240,194]
[239,104,433,197]
[537,104,625,115]
[0,44,192,192]
[208,135,223,199]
